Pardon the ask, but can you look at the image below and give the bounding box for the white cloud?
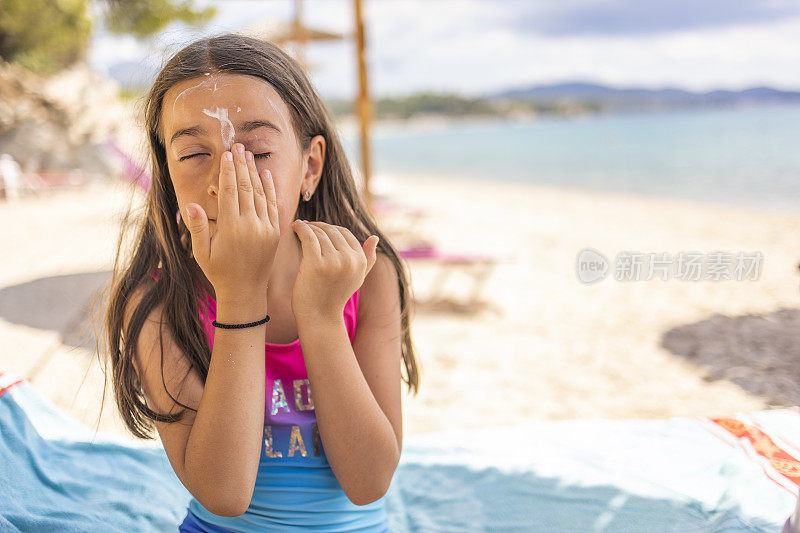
[501,17,800,92]
[89,0,800,97]
[280,2,800,96]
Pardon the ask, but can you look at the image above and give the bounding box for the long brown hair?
[97,33,420,440]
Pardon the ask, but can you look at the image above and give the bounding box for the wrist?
[215,296,268,325]
[296,310,344,329]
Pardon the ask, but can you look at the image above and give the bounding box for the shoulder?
[122,278,183,378]
[357,251,400,324]
[123,278,158,328]
[123,279,202,414]
[123,280,164,369]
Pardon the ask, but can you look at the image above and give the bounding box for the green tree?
[103,0,215,39]
[0,0,215,76]
[0,0,92,76]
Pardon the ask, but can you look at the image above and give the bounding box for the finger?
[232,144,255,217]
[292,220,321,258]
[333,225,363,253]
[336,226,379,275]
[219,151,238,217]
[245,150,267,221]
[183,203,209,261]
[305,223,335,255]
[307,222,349,252]
[260,169,279,229]
[364,235,380,275]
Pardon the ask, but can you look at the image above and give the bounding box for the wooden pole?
[293,0,307,71]
[353,0,373,211]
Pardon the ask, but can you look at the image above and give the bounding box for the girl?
[101,33,419,532]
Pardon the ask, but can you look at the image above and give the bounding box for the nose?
[205,151,228,198]
[206,162,219,198]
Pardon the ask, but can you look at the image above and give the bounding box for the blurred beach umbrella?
[240,0,375,212]
[240,8,344,72]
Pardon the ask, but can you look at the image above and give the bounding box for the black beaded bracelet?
[212,315,270,329]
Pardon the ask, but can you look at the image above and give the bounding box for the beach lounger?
[399,242,503,313]
[0,152,96,199]
[1,368,795,531]
[103,139,152,192]
[367,193,505,312]
[370,194,428,240]
[29,171,96,190]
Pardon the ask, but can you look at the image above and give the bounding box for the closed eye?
[178,153,272,162]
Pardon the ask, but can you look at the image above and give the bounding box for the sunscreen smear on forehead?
[202,106,235,150]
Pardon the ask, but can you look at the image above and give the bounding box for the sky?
[88,0,800,99]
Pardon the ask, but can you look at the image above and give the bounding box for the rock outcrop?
[0,59,132,176]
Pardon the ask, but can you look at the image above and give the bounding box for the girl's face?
[161,73,322,237]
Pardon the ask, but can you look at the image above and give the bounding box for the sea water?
[341,103,800,214]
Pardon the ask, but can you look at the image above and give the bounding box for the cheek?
[273,180,291,224]
[270,179,303,234]
[166,165,187,202]
[255,161,299,216]
[172,161,213,192]
[170,174,194,199]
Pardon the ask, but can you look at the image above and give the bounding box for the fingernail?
[245,151,253,161]
[223,152,233,161]
[186,205,197,218]
[235,144,244,153]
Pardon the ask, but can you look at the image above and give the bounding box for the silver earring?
[303,190,312,201]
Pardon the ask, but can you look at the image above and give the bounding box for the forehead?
[162,73,290,135]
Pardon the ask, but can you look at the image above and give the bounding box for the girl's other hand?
[290,220,379,322]
[183,143,280,301]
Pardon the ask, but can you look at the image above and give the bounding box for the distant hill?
[488,82,800,109]
[107,65,800,120]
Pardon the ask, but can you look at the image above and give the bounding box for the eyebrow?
[169,119,283,146]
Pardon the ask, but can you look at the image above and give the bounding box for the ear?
[301,135,326,195]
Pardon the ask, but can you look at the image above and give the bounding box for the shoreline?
[373,170,800,221]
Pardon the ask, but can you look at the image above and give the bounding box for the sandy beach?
[1,151,799,446]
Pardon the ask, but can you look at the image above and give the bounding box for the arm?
[296,253,403,505]
[160,142,277,516]
[131,288,268,517]
[183,295,269,516]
